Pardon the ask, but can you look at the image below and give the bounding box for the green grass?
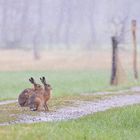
[0,70,140,140]
[0,104,140,140]
[0,70,139,100]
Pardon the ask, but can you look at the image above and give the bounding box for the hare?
[40,77,52,111]
[28,77,52,111]
[18,77,43,107]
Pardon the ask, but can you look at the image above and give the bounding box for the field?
[0,49,140,99]
[0,49,138,71]
[0,70,109,100]
[0,70,140,100]
[0,49,140,140]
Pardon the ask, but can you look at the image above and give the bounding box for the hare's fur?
[18,77,43,107]
[28,77,52,111]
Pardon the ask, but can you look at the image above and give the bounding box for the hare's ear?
[43,77,46,82]
[40,77,43,83]
[40,76,47,84]
[43,77,47,84]
[29,77,35,84]
[29,78,32,83]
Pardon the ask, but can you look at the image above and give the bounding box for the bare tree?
[110,16,128,85]
[1,0,22,48]
[32,0,43,60]
[56,0,72,48]
[55,0,65,44]
[110,16,128,44]
[19,0,29,44]
[55,0,73,49]
[110,36,118,85]
[1,0,8,47]
[64,0,72,49]
[86,0,96,49]
[11,1,23,48]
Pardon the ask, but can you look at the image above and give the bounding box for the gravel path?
[0,93,140,126]
[81,86,140,96]
[0,100,17,105]
[0,87,140,126]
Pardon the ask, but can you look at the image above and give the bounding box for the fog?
[0,0,139,50]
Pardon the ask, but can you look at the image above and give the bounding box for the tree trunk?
[110,36,118,85]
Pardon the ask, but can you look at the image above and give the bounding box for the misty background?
[0,0,139,73]
[0,0,139,50]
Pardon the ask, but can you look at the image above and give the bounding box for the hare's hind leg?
[36,100,45,111]
[44,102,49,111]
[30,106,37,111]
[30,98,41,111]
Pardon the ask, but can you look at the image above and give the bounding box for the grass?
[0,70,109,100]
[0,70,140,100]
[0,104,140,140]
[0,70,140,139]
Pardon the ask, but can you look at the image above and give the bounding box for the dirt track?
[0,88,140,126]
[12,94,140,125]
[0,100,17,105]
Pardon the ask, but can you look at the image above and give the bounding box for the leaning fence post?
[131,20,138,79]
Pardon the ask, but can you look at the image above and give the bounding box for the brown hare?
[28,77,52,111]
[18,77,43,107]
[40,77,52,111]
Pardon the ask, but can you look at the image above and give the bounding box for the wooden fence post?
[131,20,138,79]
